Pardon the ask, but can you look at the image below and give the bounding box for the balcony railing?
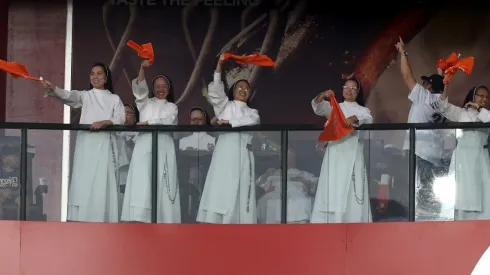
[0,121,487,223]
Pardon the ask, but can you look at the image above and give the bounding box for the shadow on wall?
[367,9,490,148]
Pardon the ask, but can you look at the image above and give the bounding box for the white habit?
[438,97,490,220]
[197,72,260,224]
[47,87,125,222]
[256,168,317,223]
[179,132,216,151]
[115,132,136,217]
[310,98,373,223]
[121,79,181,223]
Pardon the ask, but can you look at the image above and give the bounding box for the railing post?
[20,128,28,221]
[151,130,158,223]
[408,127,416,222]
[280,130,288,224]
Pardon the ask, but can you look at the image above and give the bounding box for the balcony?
[0,121,489,275]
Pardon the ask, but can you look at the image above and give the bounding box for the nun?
[437,84,490,220]
[41,62,125,222]
[197,53,260,224]
[310,78,373,223]
[121,60,181,223]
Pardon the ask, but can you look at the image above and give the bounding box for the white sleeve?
[354,107,373,126]
[48,87,84,106]
[148,103,178,125]
[132,78,150,110]
[229,108,260,127]
[208,72,229,117]
[311,98,331,117]
[111,97,126,125]
[478,108,490,123]
[439,97,462,122]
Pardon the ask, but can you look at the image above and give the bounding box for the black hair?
[227,79,251,105]
[89,62,114,93]
[190,106,211,125]
[343,77,365,106]
[151,75,174,103]
[124,103,140,123]
[462,85,489,107]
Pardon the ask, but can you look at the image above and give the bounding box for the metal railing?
[6,121,490,223]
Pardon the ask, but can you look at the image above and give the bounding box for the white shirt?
[49,87,125,124]
[132,79,178,125]
[179,132,216,151]
[208,72,260,127]
[403,83,444,165]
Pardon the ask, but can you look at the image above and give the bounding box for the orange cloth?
[436,52,474,84]
[318,96,354,142]
[223,53,275,67]
[127,40,155,63]
[0,59,41,81]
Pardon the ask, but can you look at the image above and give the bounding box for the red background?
[0,221,489,274]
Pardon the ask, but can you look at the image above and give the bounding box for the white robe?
[256,168,317,223]
[438,98,490,220]
[197,72,260,224]
[121,79,181,223]
[48,87,125,222]
[179,132,216,151]
[310,99,373,223]
[115,132,136,218]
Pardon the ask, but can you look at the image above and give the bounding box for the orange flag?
[436,52,474,84]
[0,59,42,81]
[318,96,354,142]
[223,53,275,67]
[127,40,155,63]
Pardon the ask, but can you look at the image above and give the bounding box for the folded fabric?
[127,40,155,63]
[223,53,275,67]
[436,52,474,84]
[318,96,354,142]
[0,59,41,81]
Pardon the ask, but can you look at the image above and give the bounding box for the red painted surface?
[0,221,486,275]
[6,1,67,220]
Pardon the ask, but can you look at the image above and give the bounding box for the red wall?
[6,1,67,220]
[1,221,489,275]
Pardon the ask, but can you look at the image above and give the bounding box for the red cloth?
[0,59,41,81]
[127,40,155,63]
[436,52,474,84]
[318,96,354,142]
[223,53,275,67]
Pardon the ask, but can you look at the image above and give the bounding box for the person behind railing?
[41,63,126,222]
[121,60,181,223]
[256,149,318,223]
[179,107,215,151]
[437,83,490,220]
[310,78,373,223]
[0,145,22,220]
[196,54,260,224]
[116,103,139,218]
[396,37,446,216]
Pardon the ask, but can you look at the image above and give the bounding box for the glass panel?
[65,129,147,223]
[366,130,409,222]
[286,130,321,224]
[177,130,215,223]
[0,130,22,221]
[414,128,456,221]
[26,129,61,221]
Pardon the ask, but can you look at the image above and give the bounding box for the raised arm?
[42,80,83,106]
[396,37,417,92]
[311,90,333,117]
[132,60,151,110]
[438,83,462,122]
[208,55,229,117]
